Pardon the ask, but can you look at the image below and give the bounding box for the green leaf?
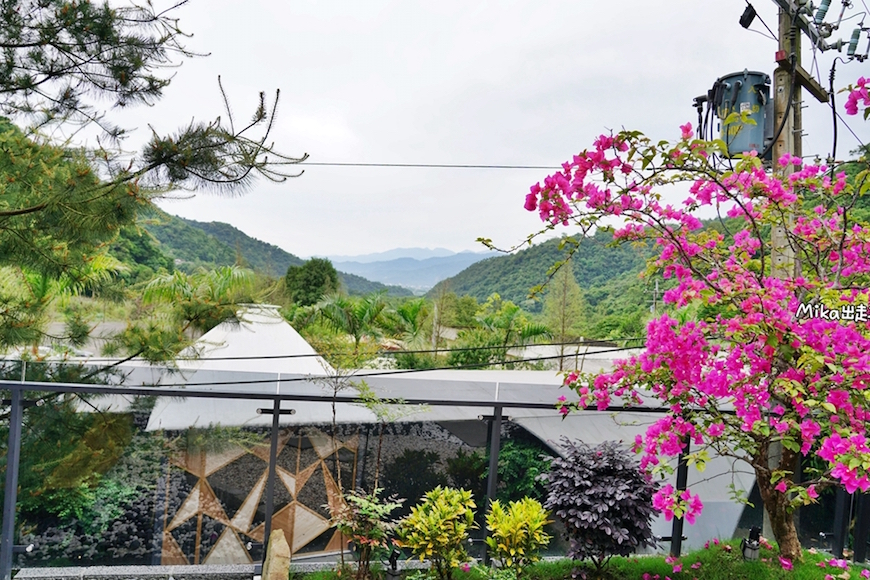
[781,438,800,453]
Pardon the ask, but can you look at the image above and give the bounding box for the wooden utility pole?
[765,0,830,542]
[770,8,800,279]
[763,7,800,542]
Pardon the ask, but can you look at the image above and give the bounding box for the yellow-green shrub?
[397,486,476,580]
[485,498,551,579]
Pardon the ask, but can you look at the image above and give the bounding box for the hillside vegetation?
[429,231,656,336]
[141,213,302,276]
[141,212,411,296]
[177,217,306,277]
[431,231,652,305]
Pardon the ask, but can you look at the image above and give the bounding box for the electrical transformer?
[712,69,772,157]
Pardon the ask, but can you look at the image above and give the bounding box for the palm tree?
[477,296,551,367]
[143,265,254,335]
[390,297,438,369]
[316,292,388,355]
[481,301,550,349]
[395,298,429,347]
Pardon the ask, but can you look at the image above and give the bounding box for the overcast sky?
[116,0,869,258]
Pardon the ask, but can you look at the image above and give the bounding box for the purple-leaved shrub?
[541,439,658,573]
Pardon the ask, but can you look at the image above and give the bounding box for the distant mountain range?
[325,247,466,263]
[143,214,491,293]
[333,252,490,291]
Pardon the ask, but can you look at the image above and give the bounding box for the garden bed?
[292,541,870,580]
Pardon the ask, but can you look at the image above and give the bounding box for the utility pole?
[763,6,800,542]
[770,7,800,279]
[766,0,830,541]
[649,279,660,315]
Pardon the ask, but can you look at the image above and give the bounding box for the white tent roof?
[177,304,333,375]
[124,304,351,429]
[141,370,377,430]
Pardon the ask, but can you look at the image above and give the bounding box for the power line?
[59,344,649,389]
[835,109,867,147]
[301,161,561,170]
[7,338,646,365]
[1,345,649,387]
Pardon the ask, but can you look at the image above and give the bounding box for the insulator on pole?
[815,0,832,24]
[847,27,861,56]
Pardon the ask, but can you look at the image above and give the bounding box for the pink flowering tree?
[522,80,870,561]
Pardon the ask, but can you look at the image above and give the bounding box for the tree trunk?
[755,461,802,561]
[373,421,384,491]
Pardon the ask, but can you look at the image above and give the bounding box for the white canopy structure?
[0,304,759,569]
[86,305,753,551]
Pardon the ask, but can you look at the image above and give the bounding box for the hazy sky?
[115,0,869,258]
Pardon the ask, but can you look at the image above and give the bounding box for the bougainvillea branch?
[524,78,870,561]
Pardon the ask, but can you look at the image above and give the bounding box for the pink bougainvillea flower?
[680,122,693,140]
[681,489,703,524]
[845,77,869,115]
[780,556,793,570]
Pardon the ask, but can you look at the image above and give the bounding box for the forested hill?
[143,214,304,277]
[142,213,412,296]
[429,230,655,308]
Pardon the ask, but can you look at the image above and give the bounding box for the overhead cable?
[301,162,561,170]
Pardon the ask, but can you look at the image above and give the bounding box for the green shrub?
[383,450,447,516]
[485,498,551,580]
[332,489,404,580]
[397,486,477,580]
[446,448,486,507]
[494,440,552,504]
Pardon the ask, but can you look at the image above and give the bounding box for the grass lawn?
[295,540,870,580]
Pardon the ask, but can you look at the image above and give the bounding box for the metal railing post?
[1,387,24,580]
[262,397,281,563]
[483,404,503,565]
[670,439,690,558]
